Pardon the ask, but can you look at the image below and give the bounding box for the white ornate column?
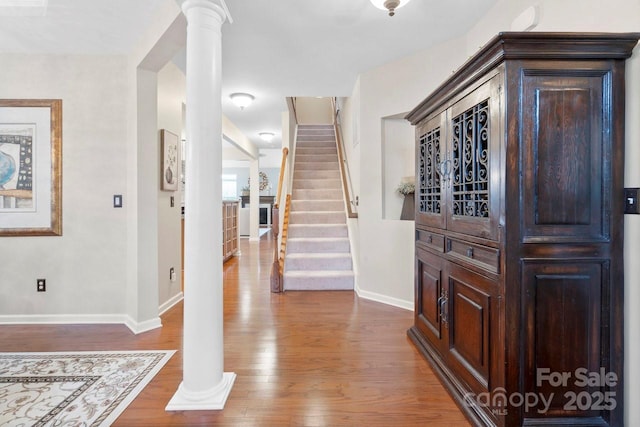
[166,0,235,411]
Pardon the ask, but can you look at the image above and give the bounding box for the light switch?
[114,195,123,208]
[624,188,639,214]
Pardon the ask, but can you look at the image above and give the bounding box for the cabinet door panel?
[446,264,497,392]
[415,248,446,351]
[521,261,613,422]
[521,70,610,243]
[416,112,447,229]
[447,76,501,240]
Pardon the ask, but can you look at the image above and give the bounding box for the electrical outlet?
[37,279,46,292]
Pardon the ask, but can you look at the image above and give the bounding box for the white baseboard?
[0,313,163,335]
[125,316,162,335]
[354,285,413,311]
[159,292,184,316]
[0,314,127,325]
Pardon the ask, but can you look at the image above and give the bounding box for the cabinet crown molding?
[406,32,640,125]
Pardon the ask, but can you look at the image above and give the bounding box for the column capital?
[176,0,232,23]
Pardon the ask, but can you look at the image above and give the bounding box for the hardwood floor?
[0,233,469,426]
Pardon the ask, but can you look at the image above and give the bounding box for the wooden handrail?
[274,147,289,209]
[271,147,290,293]
[270,206,282,293]
[278,195,291,275]
[287,97,299,125]
[334,117,357,219]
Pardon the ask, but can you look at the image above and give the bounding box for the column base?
[165,372,236,411]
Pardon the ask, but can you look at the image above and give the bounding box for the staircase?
[283,124,354,290]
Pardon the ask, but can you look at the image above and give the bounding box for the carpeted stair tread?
[286,237,351,253]
[285,253,353,271]
[284,270,354,277]
[291,200,344,211]
[293,179,342,189]
[283,270,354,290]
[292,189,342,200]
[288,224,348,238]
[289,211,346,224]
[287,252,352,259]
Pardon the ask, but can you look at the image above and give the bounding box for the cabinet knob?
[467,247,474,258]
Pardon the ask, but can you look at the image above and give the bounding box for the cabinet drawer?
[446,238,499,273]
[416,229,445,252]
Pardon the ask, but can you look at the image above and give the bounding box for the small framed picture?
[161,129,179,191]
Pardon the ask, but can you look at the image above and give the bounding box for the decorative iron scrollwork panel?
[451,100,489,218]
[419,127,441,214]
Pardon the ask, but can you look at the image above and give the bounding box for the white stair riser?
[283,274,354,291]
[290,211,346,224]
[287,239,351,253]
[288,224,348,238]
[286,255,353,271]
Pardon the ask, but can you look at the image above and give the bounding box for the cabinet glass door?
[446,76,501,240]
[416,112,447,229]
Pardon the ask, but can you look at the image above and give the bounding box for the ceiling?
[0,0,497,149]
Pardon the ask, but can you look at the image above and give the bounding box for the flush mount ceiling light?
[369,0,412,16]
[229,93,255,110]
[259,132,275,142]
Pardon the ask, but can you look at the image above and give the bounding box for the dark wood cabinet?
[406,32,639,427]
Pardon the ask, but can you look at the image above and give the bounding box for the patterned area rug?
[0,350,175,426]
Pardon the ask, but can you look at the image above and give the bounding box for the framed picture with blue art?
[0,99,62,236]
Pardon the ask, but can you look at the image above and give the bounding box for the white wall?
[157,61,185,311]
[353,36,467,309]
[382,117,414,220]
[0,54,130,318]
[295,97,334,124]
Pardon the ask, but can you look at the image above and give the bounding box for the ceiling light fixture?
[229,93,255,110]
[369,0,412,16]
[259,132,275,142]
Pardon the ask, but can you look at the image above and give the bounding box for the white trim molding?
[354,286,413,311]
[159,291,184,316]
[0,313,163,335]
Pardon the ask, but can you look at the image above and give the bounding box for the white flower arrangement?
[396,182,415,195]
